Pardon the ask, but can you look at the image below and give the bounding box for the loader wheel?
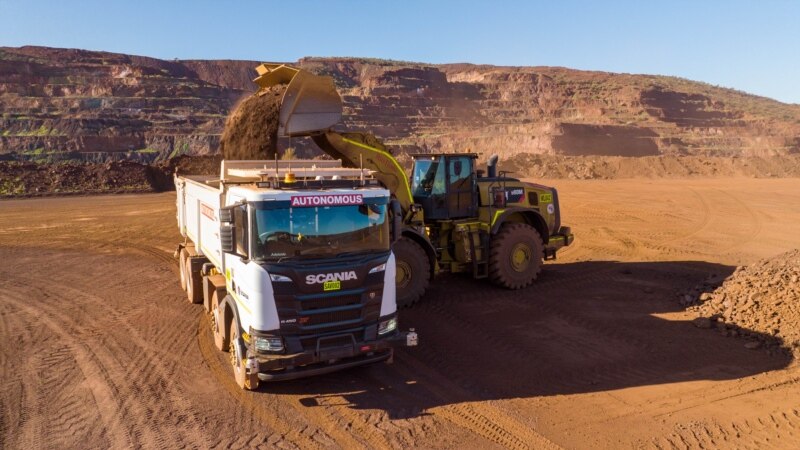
[210,291,228,352]
[184,256,203,304]
[229,322,258,390]
[393,237,430,308]
[178,248,188,291]
[489,223,544,289]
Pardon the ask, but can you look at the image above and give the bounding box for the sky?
[1,0,799,104]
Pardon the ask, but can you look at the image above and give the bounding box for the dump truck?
[250,64,575,307]
[175,159,418,390]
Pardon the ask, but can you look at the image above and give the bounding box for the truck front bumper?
[249,330,418,382]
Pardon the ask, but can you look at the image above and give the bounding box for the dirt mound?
[220,86,285,161]
[0,161,154,196]
[686,249,800,355]
[505,154,800,179]
[0,155,222,197]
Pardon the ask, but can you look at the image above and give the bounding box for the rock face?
[2,46,800,162]
[687,249,800,355]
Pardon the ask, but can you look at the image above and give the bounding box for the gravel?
[684,249,800,355]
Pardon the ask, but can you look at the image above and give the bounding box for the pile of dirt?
[0,155,222,197]
[220,86,285,161]
[685,249,800,355]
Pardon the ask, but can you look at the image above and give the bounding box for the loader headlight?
[269,273,291,282]
[253,335,284,352]
[369,263,386,274]
[378,316,398,335]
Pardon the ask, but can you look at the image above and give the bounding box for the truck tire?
[178,248,188,291]
[393,237,430,308]
[210,291,229,352]
[489,223,544,289]
[229,322,258,390]
[184,257,203,304]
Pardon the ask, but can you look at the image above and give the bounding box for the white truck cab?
[175,160,417,389]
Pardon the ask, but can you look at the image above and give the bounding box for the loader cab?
[411,153,478,220]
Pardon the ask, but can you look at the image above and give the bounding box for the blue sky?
[1,0,798,103]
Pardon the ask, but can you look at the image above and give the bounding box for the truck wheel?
[184,257,202,304]
[210,292,229,352]
[229,322,258,390]
[489,223,544,289]
[178,248,188,291]
[393,237,430,308]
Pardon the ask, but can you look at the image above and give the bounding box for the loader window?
[251,197,390,261]
[412,159,446,197]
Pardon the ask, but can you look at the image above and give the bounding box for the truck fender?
[202,274,227,313]
[491,208,550,244]
[219,294,243,354]
[400,228,437,279]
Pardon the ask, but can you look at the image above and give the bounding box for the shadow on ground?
[256,260,794,419]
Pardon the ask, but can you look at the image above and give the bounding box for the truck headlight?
[378,317,397,335]
[253,336,284,352]
[369,263,386,274]
[269,273,291,282]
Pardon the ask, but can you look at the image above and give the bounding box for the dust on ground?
[220,86,285,161]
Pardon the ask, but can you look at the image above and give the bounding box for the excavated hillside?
[1,46,799,163]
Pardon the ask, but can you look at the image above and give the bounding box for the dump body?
[175,160,416,386]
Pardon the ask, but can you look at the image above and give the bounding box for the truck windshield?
[252,197,390,260]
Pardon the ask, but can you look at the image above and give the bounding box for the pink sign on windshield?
[290,194,363,207]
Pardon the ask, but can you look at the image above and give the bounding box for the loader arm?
[312,131,415,217]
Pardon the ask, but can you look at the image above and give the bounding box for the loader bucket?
[253,63,342,137]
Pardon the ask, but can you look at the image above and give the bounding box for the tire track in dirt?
[195,319,327,449]
[2,249,212,450]
[2,288,136,449]
[392,353,560,450]
[711,188,763,254]
[651,406,800,450]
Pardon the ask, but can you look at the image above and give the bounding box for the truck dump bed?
[175,174,224,267]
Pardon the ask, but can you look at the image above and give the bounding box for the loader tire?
[393,237,430,308]
[229,322,258,390]
[184,256,203,304]
[178,248,188,291]
[489,223,544,289]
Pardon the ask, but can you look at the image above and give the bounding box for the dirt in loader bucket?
[220,85,286,161]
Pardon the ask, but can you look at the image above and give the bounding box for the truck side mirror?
[218,206,234,223]
[390,199,402,242]
[219,204,248,258]
[219,205,236,254]
[220,224,236,254]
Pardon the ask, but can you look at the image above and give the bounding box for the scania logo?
[306,271,357,284]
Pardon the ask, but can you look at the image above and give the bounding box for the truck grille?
[302,308,362,325]
[300,296,360,311]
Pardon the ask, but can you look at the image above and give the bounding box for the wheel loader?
[251,63,574,307]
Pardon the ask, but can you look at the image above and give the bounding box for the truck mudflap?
[252,329,418,382]
[544,226,574,260]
